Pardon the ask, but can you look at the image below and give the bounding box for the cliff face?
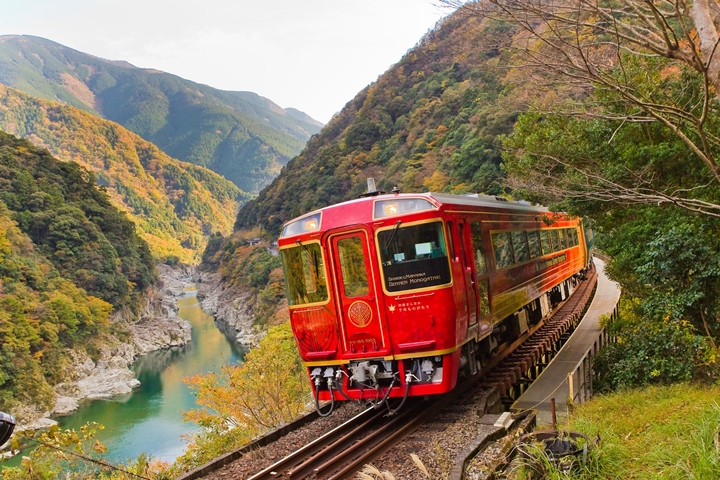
[131,264,193,356]
[195,269,259,347]
[15,264,194,428]
[196,233,289,347]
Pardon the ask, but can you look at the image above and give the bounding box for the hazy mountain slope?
[0,84,246,262]
[0,132,158,410]
[235,14,518,235]
[0,35,323,193]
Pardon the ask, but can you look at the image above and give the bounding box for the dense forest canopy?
[0,84,246,262]
[0,35,323,193]
[0,131,156,412]
[0,132,156,308]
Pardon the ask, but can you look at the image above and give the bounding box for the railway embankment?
[513,257,621,423]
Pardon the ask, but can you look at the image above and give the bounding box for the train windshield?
[281,243,329,306]
[377,221,452,292]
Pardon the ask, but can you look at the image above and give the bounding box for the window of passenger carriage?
[511,231,530,263]
[540,230,552,255]
[337,237,370,298]
[281,243,328,306]
[571,228,579,246]
[469,222,487,275]
[568,228,577,246]
[550,229,560,252]
[527,230,541,258]
[377,221,451,292]
[492,232,514,269]
[558,229,568,250]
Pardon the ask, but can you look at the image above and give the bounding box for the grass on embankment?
[556,383,720,479]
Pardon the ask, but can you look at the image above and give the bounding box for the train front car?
[278,192,589,415]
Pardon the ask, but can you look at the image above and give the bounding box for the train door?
[457,220,478,325]
[329,229,391,356]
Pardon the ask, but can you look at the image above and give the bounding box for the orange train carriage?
[278,187,592,415]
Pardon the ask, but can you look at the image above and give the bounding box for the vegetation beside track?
[534,383,720,479]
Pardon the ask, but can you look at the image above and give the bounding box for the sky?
[1,0,454,123]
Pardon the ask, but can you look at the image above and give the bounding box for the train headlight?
[304,218,319,231]
[282,213,322,237]
[384,202,399,215]
[374,198,435,218]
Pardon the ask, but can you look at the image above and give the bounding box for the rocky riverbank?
[195,270,263,347]
[14,264,195,430]
[131,264,193,355]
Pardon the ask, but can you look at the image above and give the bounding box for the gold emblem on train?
[348,301,373,328]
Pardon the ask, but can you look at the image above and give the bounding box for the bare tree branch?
[441,0,720,184]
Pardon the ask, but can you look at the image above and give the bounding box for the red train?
[278,185,592,414]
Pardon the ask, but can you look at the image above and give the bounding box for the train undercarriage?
[309,274,584,416]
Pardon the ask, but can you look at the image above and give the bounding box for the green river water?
[28,286,245,466]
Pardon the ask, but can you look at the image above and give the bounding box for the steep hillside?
[235,15,517,234]
[0,132,156,411]
[0,84,246,262]
[0,35,323,193]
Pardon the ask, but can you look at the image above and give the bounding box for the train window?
[565,228,575,247]
[337,237,370,298]
[511,231,530,263]
[550,229,560,252]
[571,228,579,246]
[540,230,552,255]
[377,221,451,292]
[527,230,541,258]
[470,222,487,275]
[492,232,514,269]
[281,243,328,306]
[558,229,568,250]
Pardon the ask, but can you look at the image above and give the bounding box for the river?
[56,286,245,464]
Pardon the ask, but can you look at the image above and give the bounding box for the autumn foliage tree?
[177,323,310,470]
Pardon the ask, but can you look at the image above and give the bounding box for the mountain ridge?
[0,35,323,193]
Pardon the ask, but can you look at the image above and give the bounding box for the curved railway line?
[179,267,598,480]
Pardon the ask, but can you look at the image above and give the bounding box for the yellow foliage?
[450,183,472,195]
[184,322,311,437]
[423,171,450,192]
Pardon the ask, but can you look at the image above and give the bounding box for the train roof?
[429,193,551,213]
[280,192,556,239]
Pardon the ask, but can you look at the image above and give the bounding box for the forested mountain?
[235,15,517,234]
[0,84,245,262]
[0,35,324,193]
[0,132,155,411]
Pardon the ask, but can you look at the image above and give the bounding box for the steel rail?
[246,406,382,480]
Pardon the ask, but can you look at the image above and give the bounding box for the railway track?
[181,271,598,480]
[247,403,418,480]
